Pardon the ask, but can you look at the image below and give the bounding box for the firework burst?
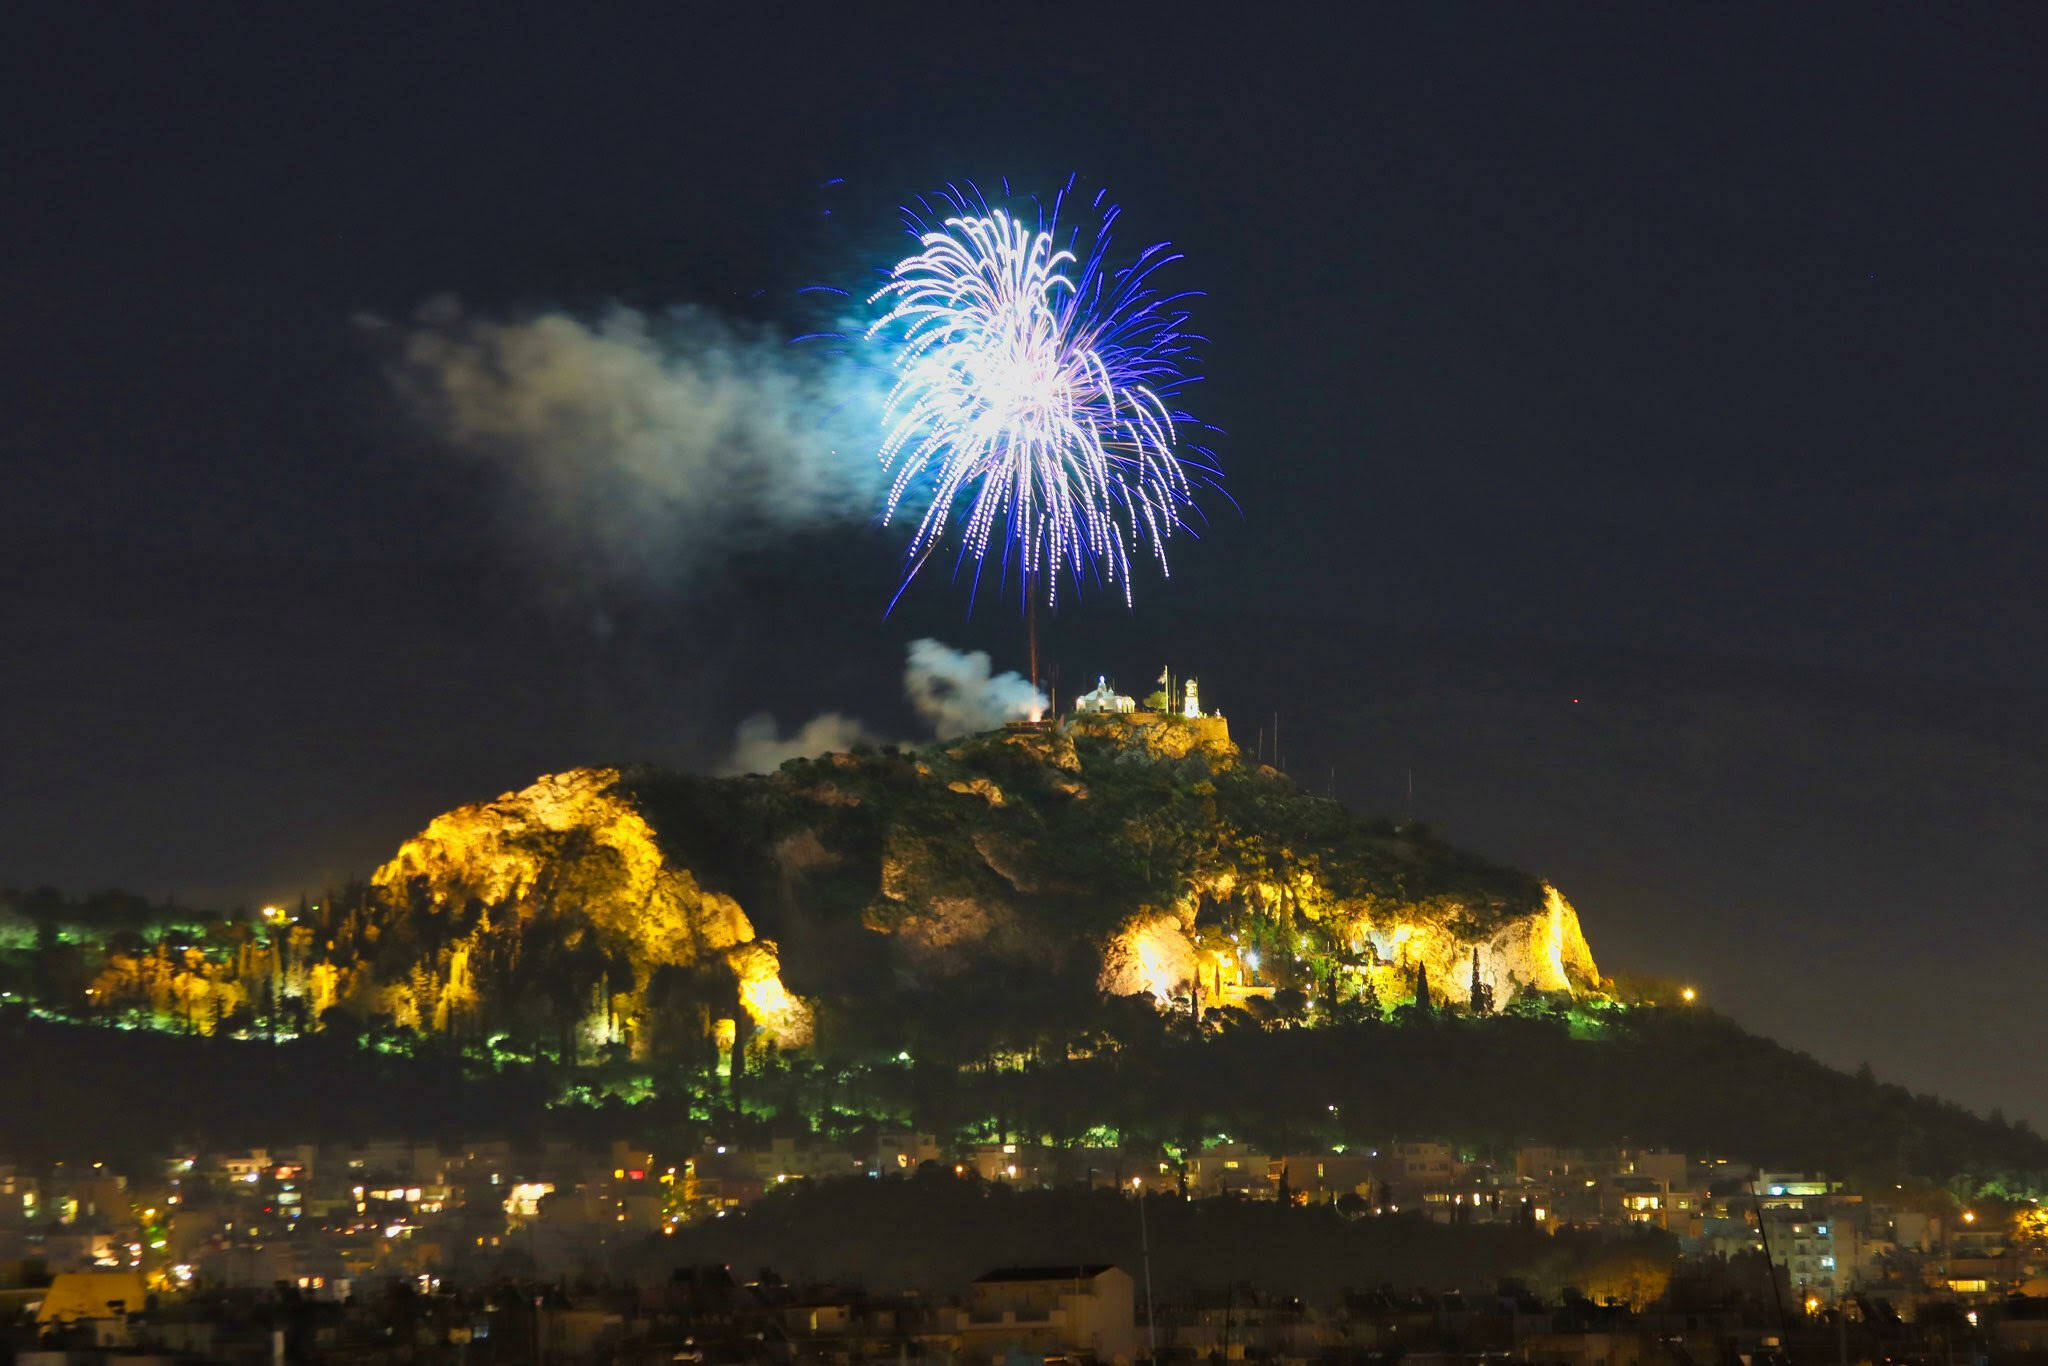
[867,181,1220,608]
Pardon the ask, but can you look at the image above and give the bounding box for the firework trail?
[866,180,1221,609]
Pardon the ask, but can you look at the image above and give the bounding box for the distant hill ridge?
[6,716,2046,1188]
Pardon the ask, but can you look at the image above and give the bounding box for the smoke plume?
[723,712,876,776]
[381,298,879,587]
[722,639,1047,773]
[904,638,1047,736]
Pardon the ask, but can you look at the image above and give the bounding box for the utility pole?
[1749,1179,1789,1342]
[1026,578,1039,698]
[1137,1184,1157,1363]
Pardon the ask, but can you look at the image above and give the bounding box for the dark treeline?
[740,1002,2048,1193]
[10,997,2041,1198]
[0,1012,554,1164]
[649,1175,1689,1304]
[0,885,205,928]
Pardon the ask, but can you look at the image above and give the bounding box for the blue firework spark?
[866,180,1221,608]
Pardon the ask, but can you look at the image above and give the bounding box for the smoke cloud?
[721,639,1047,773]
[381,298,880,587]
[722,712,876,776]
[904,638,1047,736]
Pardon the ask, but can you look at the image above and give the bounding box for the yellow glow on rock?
[730,942,813,1047]
[1098,913,1198,1001]
[1545,892,1569,987]
[368,767,816,1054]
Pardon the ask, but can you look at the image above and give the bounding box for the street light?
[1681,987,1697,1004]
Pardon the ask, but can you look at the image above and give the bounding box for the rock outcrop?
[1096,882,1598,1010]
[369,768,811,1048]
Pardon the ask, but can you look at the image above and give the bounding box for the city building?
[960,1265,1138,1365]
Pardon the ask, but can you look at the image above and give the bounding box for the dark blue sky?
[5,4,2046,1121]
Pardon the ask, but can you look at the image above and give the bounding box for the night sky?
[7,7,2047,1122]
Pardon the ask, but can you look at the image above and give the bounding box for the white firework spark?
[866,184,1218,608]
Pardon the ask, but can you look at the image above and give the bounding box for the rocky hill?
[363,713,1601,1064]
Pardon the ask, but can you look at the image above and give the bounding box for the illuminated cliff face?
[1099,912,1202,1000]
[1098,882,1599,1012]
[1351,883,1600,1006]
[370,768,811,1047]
